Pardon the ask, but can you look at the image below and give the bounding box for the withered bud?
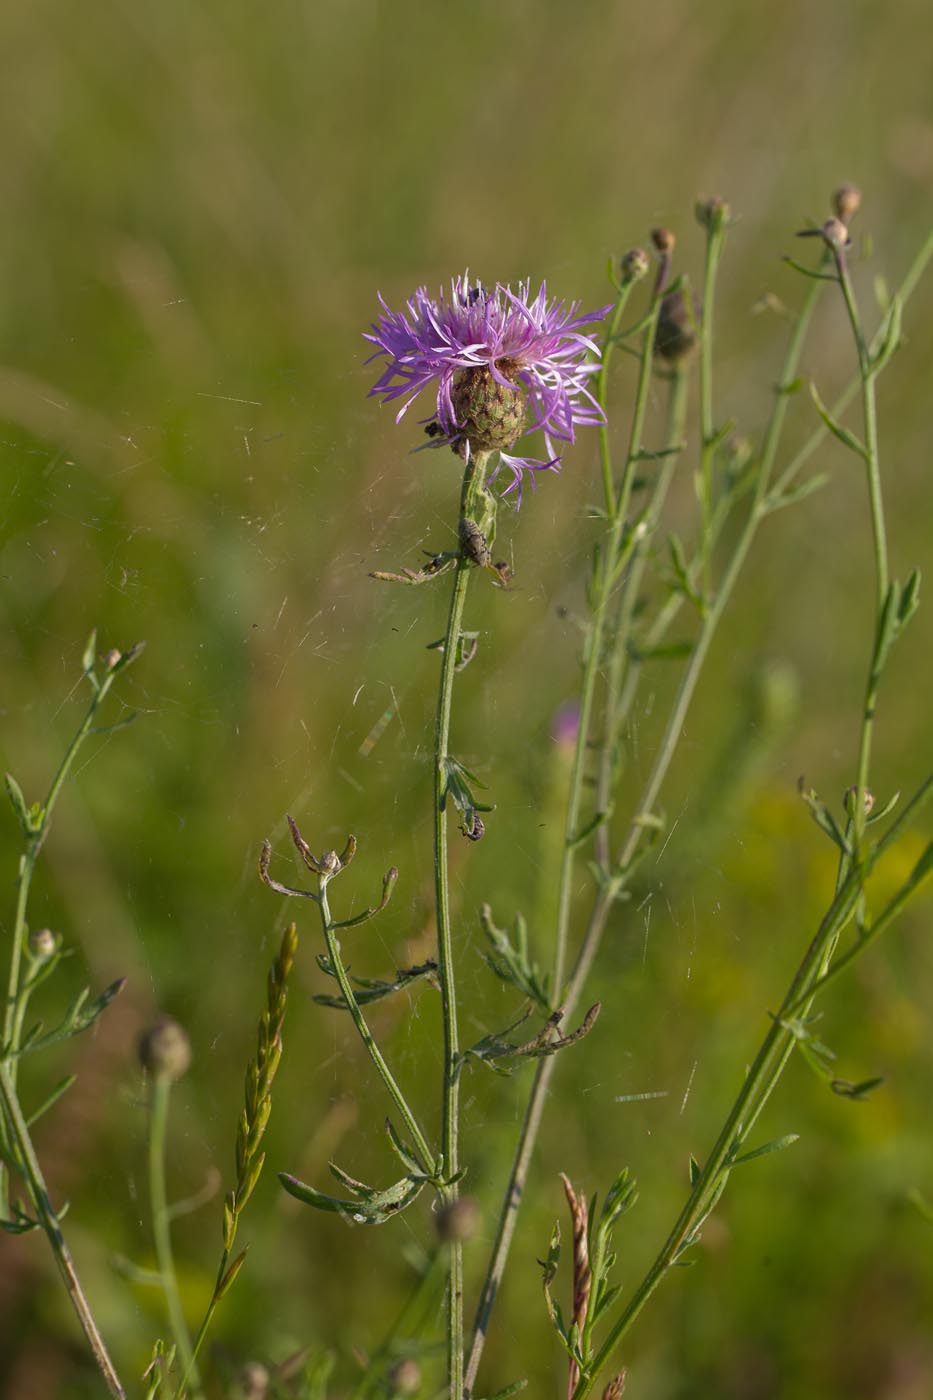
[654,290,696,364]
[695,196,731,233]
[619,248,649,284]
[29,927,57,960]
[821,217,850,253]
[844,785,874,817]
[832,183,862,225]
[435,1195,481,1243]
[138,1017,192,1081]
[650,227,676,255]
[602,1374,627,1400]
[388,1359,422,1396]
[237,1362,270,1400]
[102,648,122,671]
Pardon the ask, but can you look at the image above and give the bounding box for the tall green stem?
[436,449,490,1400]
[466,256,825,1398]
[698,213,727,590]
[573,237,925,1399]
[464,282,661,1397]
[149,1075,198,1386]
[833,247,889,848]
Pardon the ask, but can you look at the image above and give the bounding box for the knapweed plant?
[2,186,932,1400]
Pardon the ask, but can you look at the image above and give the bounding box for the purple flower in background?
[365,274,611,503]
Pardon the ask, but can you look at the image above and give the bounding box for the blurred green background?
[1,1,932,1397]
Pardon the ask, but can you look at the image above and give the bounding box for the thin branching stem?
[572,232,933,1399]
[698,216,727,590]
[2,667,118,1112]
[463,285,661,1395]
[0,1062,126,1399]
[832,246,889,850]
[553,282,660,996]
[317,885,433,1173]
[595,368,689,872]
[466,247,828,1398]
[0,651,134,1398]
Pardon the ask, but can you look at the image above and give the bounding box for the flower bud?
[138,1018,192,1081]
[650,227,676,256]
[435,1195,481,1243]
[602,1373,627,1400]
[820,217,850,253]
[844,785,874,818]
[319,849,341,878]
[451,365,527,454]
[695,196,730,233]
[619,248,649,285]
[29,927,57,961]
[102,649,122,672]
[832,183,862,225]
[654,290,696,364]
[388,1359,422,1396]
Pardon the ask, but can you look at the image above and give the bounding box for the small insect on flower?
[365,273,611,505]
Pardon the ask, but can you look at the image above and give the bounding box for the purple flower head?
[365,273,611,504]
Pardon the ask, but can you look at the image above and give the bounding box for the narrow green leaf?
[478,1381,528,1400]
[16,978,126,1057]
[688,1154,702,1185]
[568,808,611,850]
[215,1246,249,1300]
[732,1133,800,1165]
[278,1171,425,1224]
[897,567,921,629]
[313,960,437,1009]
[830,1076,885,1101]
[799,785,851,854]
[25,1074,77,1127]
[782,256,838,282]
[4,773,33,836]
[870,293,903,376]
[764,473,830,513]
[809,381,868,460]
[81,629,98,677]
[866,791,900,825]
[385,1118,422,1176]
